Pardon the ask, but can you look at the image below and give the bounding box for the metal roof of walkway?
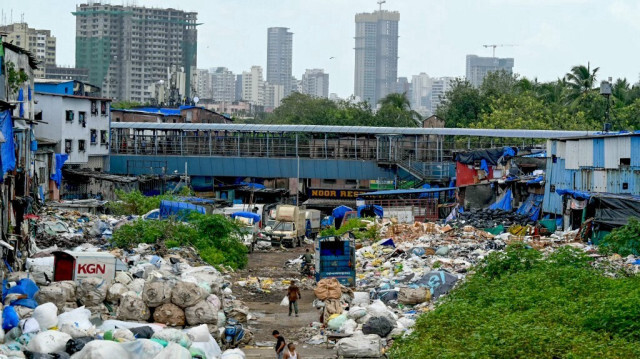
[111,122,593,139]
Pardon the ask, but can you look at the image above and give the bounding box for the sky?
[3,0,640,97]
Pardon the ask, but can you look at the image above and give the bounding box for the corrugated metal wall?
[593,138,605,168]
[543,135,640,215]
[565,141,579,169]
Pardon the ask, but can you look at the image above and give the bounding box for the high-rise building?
[264,82,285,110]
[242,66,264,106]
[266,27,293,97]
[301,69,329,98]
[411,73,432,116]
[354,10,399,106]
[395,77,411,96]
[0,23,56,78]
[195,69,212,100]
[235,74,243,102]
[73,3,198,102]
[465,55,514,87]
[430,77,455,113]
[211,67,236,102]
[43,66,89,83]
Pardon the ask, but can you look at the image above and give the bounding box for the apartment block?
[301,69,329,98]
[0,23,56,78]
[73,3,198,102]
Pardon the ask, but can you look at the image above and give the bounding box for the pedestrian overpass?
[108,123,592,183]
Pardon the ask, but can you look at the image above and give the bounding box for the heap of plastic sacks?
[0,243,254,359]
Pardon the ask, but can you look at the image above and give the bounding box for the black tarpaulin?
[455,148,506,166]
[590,194,640,228]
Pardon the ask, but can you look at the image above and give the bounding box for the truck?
[265,205,306,248]
[315,233,356,287]
[230,211,261,252]
[305,209,321,239]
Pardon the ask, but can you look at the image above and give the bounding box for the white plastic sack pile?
[154,342,191,359]
[32,302,58,330]
[221,348,246,359]
[336,332,382,358]
[58,306,93,330]
[25,330,72,354]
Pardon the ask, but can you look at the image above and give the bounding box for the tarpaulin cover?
[2,278,39,308]
[480,159,489,173]
[50,153,68,188]
[18,88,24,118]
[456,148,506,166]
[230,211,260,222]
[239,182,266,189]
[517,193,544,221]
[321,216,334,227]
[159,200,205,221]
[357,205,383,218]
[526,176,544,184]
[0,110,15,177]
[332,205,353,219]
[489,189,513,211]
[413,271,458,299]
[591,194,640,228]
[556,189,592,199]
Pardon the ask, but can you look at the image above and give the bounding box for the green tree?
[266,92,339,125]
[112,100,144,109]
[565,63,600,104]
[436,79,488,128]
[376,92,421,127]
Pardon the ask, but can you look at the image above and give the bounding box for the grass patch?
[599,217,640,256]
[390,244,640,358]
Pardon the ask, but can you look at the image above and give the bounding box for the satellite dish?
[193,96,200,104]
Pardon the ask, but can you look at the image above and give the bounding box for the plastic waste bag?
[65,337,94,355]
[280,296,289,307]
[151,328,192,348]
[33,303,58,330]
[24,330,71,354]
[57,307,92,331]
[336,333,382,358]
[154,342,191,359]
[118,339,164,359]
[68,340,127,359]
[2,306,19,331]
[327,314,348,331]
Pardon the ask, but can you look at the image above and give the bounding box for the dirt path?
[232,244,337,358]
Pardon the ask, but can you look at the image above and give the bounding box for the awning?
[302,198,357,209]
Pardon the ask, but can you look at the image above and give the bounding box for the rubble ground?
[232,245,337,358]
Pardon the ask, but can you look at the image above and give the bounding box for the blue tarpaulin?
[321,216,334,227]
[357,205,383,218]
[489,189,513,211]
[517,193,544,221]
[50,153,68,188]
[502,146,516,158]
[332,205,353,219]
[159,200,205,221]
[556,189,592,200]
[18,88,24,118]
[231,211,261,222]
[0,110,15,177]
[526,176,544,185]
[480,159,489,173]
[239,182,266,189]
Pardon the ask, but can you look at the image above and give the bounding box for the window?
[346,179,358,185]
[90,129,97,144]
[65,110,74,122]
[620,158,631,166]
[322,179,337,185]
[100,130,108,144]
[79,112,86,127]
[78,140,86,152]
[65,139,72,154]
[100,101,108,115]
[91,100,98,115]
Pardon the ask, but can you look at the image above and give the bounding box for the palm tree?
[378,92,422,126]
[564,63,599,103]
[612,78,630,106]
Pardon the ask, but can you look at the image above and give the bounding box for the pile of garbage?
[451,208,534,229]
[34,209,133,249]
[0,240,257,358]
[235,276,315,295]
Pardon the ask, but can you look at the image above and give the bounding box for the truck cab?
[315,233,356,287]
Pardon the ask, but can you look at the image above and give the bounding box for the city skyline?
[4,0,640,98]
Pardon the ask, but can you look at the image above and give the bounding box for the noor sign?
[308,188,372,199]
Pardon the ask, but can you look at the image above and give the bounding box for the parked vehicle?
[230,211,261,252]
[222,318,245,349]
[263,205,306,248]
[305,209,321,239]
[301,261,316,277]
[315,233,356,287]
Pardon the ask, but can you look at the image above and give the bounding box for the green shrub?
[599,218,640,256]
[112,213,248,269]
[320,218,379,241]
[107,190,174,216]
[390,244,640,358]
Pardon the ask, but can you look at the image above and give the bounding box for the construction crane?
[482,44,517,58]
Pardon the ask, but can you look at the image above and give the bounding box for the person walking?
[273,330,286,359]
[287,280,301,317]
[283,342,300,359]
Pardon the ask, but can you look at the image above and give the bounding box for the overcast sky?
[4,0,640,97]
